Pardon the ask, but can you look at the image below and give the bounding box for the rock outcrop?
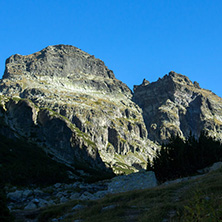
[1,45,222,175]
[133,71,222,143]
[0,45,156,175]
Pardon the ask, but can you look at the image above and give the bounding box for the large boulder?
[108,171,157,193]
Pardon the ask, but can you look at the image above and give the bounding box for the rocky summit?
[1,45,222,175]
[133,71,222,143]
[0,45,155,175]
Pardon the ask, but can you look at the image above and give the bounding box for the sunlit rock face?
[133,71,222,143]
[0,45,156,174]
[1,45,222,175]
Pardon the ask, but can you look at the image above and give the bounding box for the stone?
[67,171,79,180]
[47,199,55,205]
[79,191,94,200]
[60,196,68,203]
[33,198,39,204]
[22,189,33,198]
[92,190,107,200]
[54,183,62,189]
[107,171,157,193]
[55,192,65,198]
[161,175,202,186]
[209,162,222,172]
[33,189,44,197]
[72,204,85,211]
[7,190,23,201]
[198,161,222,174]
[24,201,37,210]
[69,193,80,200]
[102,205,116,211]
[38,199,49,208]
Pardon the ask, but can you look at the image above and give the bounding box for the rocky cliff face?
[1,45,222,175]
[0,45,156,174]
[133,71,222,143]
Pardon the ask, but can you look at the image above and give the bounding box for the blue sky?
[1,0,222,96]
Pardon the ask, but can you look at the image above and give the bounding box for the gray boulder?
[24,201,37,210]
[108,171,157,193]
[209,162,222,172]
[7,190,23,201]
[69,193,81,200]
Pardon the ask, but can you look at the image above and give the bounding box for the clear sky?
[1,0,222,96]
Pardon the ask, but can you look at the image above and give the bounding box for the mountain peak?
[134,71,201,93]
[0,45,152,175]
[1,44,131,97]
[3,44,114,79]
[1,45,222,176]
[133,71,222,143]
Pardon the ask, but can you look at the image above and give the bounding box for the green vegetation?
[179,189,222,221]
[147,132,222,182]
[70,158,115,183]
[38,200,80,222]
[0,134,75,187]
[113,162,135,175]
[0,132,113,189]
[118,136,126,144]
[74,126,97,149]
[42,107,97,150]
[37,168,222,221]
[11,97,21,102]
[0,181,13,222]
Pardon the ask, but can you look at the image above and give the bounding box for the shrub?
[0,172,14,222]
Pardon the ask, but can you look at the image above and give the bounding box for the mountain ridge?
[133,71,222,143]
[0,45,154,175]
[1,44,222,175]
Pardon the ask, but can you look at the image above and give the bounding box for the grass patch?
[38,200,80,222]
[73,125,97,149]
[113,162,135,175]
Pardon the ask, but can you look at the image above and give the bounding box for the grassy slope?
[0,134,75,187]
[38,168,222,222]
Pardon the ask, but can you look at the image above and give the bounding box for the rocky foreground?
[6,171,156,211]
[7,162,222,221]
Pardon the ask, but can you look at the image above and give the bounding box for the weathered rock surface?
[107,171,157,193]
[0,45,156,174]
[133,71,222,143]
[1,45,222,175]
[1,45,130,95]
[2,45,222,222]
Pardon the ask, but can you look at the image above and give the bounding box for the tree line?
[147,132,222,182]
